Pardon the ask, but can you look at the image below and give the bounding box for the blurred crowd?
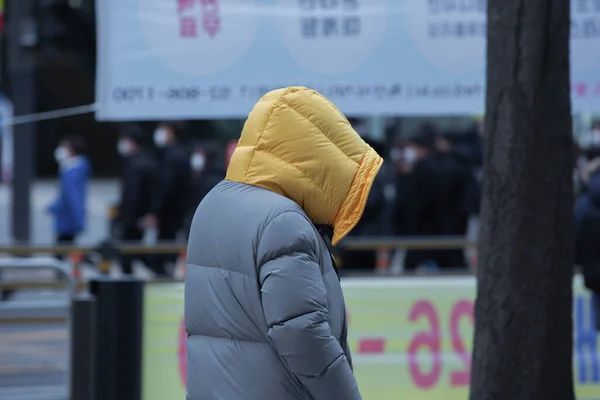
[48,121,226,277]
[342,120,483,273]
[44,117,600,281]
[48,119,485,276]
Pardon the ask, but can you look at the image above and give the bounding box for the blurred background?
[0,0,599,399]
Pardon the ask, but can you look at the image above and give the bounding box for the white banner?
[95,0,600,121]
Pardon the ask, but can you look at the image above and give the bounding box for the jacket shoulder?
[257,209,320,265]
[202,181,314,237]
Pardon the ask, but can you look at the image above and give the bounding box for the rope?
[2,104,97,127]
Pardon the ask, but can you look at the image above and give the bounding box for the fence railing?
[0,236,477,291]
[0,257,74,310]
[0,236,476,255]
[341,236,477,250]
[0,258,75,396]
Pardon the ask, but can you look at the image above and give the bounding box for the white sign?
[276,0,387,74]
[406,0,486,73]
[95,0,600,121]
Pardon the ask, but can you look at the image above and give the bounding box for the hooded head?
[226,86,383,245]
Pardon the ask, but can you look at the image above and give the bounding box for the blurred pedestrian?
[183,142,225,236]
[185,87,380,399]
[394,124,442,271]
[575,155,600,330]
[47,135,90,256]
[453,120,484,171]
[579,119,600,163]
[432,131,473,269]
[141,121,191,276]
[116,126,157,275]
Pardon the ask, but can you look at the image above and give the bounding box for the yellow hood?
[226,87,383,245]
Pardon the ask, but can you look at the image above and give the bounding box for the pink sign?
[178,318,187,387]
[176,0,220,38]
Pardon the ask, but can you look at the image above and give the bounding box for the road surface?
[0,180,117,398]
[0,289,68,400]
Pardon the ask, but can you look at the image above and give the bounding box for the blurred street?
[0,289,68,400]
[0,180,113,399]
[0,0,595,398]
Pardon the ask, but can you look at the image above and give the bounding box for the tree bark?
[470,0,574,399]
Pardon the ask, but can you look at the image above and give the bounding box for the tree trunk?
[470,0,574,399]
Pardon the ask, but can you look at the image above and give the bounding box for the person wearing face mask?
[183,142,225,236]
[392,124,443,271]
[116,126,157,274]
[141,121,191,276]
[47,136,91,254]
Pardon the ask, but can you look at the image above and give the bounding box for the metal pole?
[90,277,144,400]
[70,292,96,400]
[7,0,36,242]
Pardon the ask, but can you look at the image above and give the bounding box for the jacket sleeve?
[257,211,361,400]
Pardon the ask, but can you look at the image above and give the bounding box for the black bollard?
[90,277,144,400]
[70,293,96,400]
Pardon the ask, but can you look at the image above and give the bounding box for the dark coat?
[150,144,192,230]
[119,151,157,229]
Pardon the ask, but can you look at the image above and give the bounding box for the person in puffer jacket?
[185,86,383,400]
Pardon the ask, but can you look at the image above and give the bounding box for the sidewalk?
[0,258,158,400]
[0,321,68,400]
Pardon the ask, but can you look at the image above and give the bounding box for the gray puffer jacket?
[185,86,383,399]
[186,181,358,400]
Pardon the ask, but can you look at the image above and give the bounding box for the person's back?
[184,148,225,237]
[185,87,383,399]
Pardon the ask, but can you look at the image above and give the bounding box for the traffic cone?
[375,249,390,275]
[70,251,84,292]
